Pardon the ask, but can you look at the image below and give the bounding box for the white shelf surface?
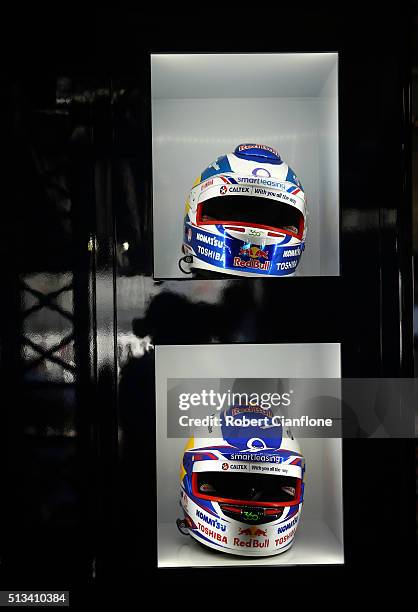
[158,518,344,568]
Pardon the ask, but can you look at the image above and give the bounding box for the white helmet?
[177,404,305,556]
[180,144,307,277]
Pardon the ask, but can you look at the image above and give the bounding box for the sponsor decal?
[222,463,229,471]
[254,187,284,199]
[242,510,261,522]
[196,246,225,262]
[252,187,297,206]
[208,179,299,203]
[233,537,270,548]
[201,179,213,191]
[247,438,272,451]
[283,248,301,258]
[239,245,268,260]
[239,527,267,537]
[219,185,251,194]
[238,144,279,156]
[237,176,286,190]
[252,167,271,178]
[197,522,227,544]
[275,527,296,547]
[228,186,250,194]
[230,463,249,470]
[276,261,298,271]
[277,517,299,534]
[250,464,288,473]
[233,257,271,271]
[196,509,226,532]
[229,454,283,463]
[196,233,223,249]
[187,228,192,242]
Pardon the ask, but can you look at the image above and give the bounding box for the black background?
[0,5,415,605]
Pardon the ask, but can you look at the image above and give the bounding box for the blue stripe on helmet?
[201,155,232,181]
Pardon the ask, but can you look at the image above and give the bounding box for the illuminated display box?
[151,53,339,278]
[155,343,343,567]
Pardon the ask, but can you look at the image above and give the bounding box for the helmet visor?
[197,195,304,238]
[193,472,301,506]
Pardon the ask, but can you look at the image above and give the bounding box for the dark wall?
[0,6,414,604]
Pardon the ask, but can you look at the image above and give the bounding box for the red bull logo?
[238,527,267,537]
[234,525,270,549]
[239,245,269,259]
[233,257,271,271]
[234,536,270,548]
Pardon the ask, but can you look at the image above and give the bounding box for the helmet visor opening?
[194,472,301,505]
[197,196,304,238]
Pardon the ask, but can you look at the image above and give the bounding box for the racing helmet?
[177,405,305,556]
[180,144,307,277]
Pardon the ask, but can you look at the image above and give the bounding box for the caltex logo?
[222,463,229,470]
[220,186,227,195]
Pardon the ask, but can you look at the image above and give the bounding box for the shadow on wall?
[116,282,260,572]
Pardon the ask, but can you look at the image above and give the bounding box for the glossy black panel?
[2,74,100,589]
[1,6,413,600]
[109,10,414,593]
